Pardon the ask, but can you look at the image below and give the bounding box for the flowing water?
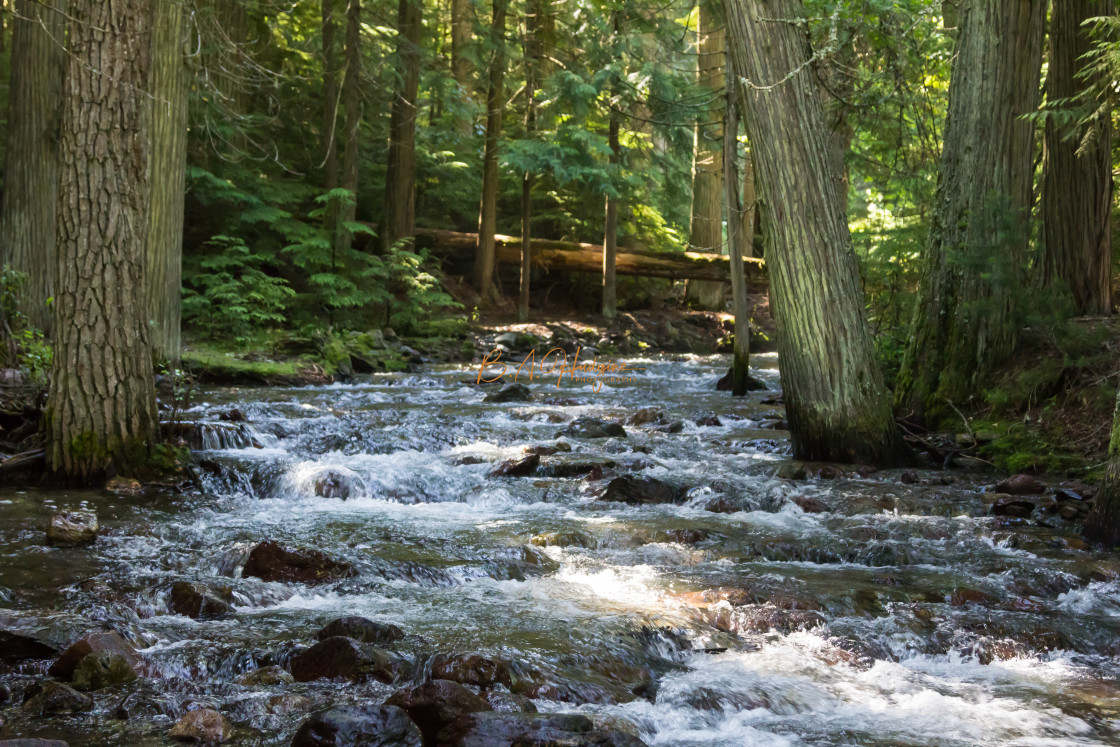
[2,354,1120,745]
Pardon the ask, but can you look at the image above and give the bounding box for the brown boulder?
[384,680,492,746]
[316,616,404,645]
[289,636,405,683]
[429,653,510,689]
[169,582,233,620]
[791,495,831,514]
[49,631,141,681]
[992,474,1046,495]
[241,540,352,584]
[488,453,540,478]
[45,511,98,547]
[168,709,233,743]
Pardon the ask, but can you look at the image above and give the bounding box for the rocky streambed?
[1,354,1119,746]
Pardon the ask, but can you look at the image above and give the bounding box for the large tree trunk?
[1040,0,1112,317]
[322,0,340,190]
[896,0,1044,421]
[1084,385,1120,546]
[48,0,159,483]
[685,0,726,310]
[724,59,753,397]
[602,11,621,321]
[147,0,189,365]
[0,0,66,334]
[333,0,362,256]
[472,0,508,301]
[723,0,903,465]
[518,0,541,323]
[450,0,472,93]
[382,0,422,252]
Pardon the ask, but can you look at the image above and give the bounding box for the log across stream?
[0,354,1117,745]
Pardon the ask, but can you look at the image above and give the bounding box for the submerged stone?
[45,511,98,547]
[291,705,421,747]
[168,709,233,743]
[316,617,404,646]
[241,540,353,584]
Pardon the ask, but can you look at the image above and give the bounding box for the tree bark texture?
[333,0,362,256]
[382,0,423,252]
[602,106,620,320]
[147,0,189,364]
[895,0,1044,421]
[1084,384,1120,547]
[450,0,472,93]
[685,0,726,309]
[0,0,66,333]
[519,0,541,323]
[724,64,752,396]
[1040,0,1112,317]
[48,0,159,483]
[322,0,339,189]
[472,0,507,301]
[724,0,903,464]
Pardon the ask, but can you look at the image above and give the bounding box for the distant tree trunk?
[1040,0,1112,317]
[723,0,903,464]
[895,0,1044,421]
[322,0,339,190]
[147,0,189,365]
[333,0,361,257]
[0,0,66,333]
[724,66,752,396]
[685,1,726,310]
[472,0,507,301]
[48,0,159,483]
[519,0,541,323]
[382,0,422,252]
[602,10,621,321]
[603,108,620,320]
[450,0,472,93]
[1084,385,1120,547]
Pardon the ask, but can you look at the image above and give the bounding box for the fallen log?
[413,228,767,288]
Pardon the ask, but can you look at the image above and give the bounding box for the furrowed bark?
[724,59,752,397]
[48,0,160,483]
[0,0,66,334]
[147,0,189,365]
[472,0,508,301]
[334,0,362,257]
[519,0,541,323]
[1040,0,1112,317]
[895,0,1044,421]
[723,0,903,464]
[685,0,727,310]
[382,0,423,252]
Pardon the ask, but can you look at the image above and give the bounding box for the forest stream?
[2,354,1120,746]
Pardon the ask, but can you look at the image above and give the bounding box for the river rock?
[626,409,665,426]
[0,629,59,663]
[429,653,510,688]
[990,495,1035,518]
[599,475,685,505]
[45,511,98,547]
[22,681,93,715]
[483,384,532,403]
[289,636,405,683]
[948,588,995,606]
[481,691,537,714]
[105,477,143,495]
[529,531,591,548]
[0,740,70,747]
[653,421,684,434]
[791,495,831,514]
[453,712,648,747]
[384,680,492,745]
[265,694,310,716]
[317,617,405,646]
[992,474,1046,495]
[49,630,141,680]
[715,366,767,392]
[169,582,233,620]
[168,709,233,743]
[488,453,539,477]
[556,417,626,439]
[663,528,710,544]
[311,468,363,500]
[775,462,807,481]
[242,540,353,584]
[291,705,421,747]
[536,455,616,477]
[236,665,294,686]
[693,414,722,427]
[72,650,138,690]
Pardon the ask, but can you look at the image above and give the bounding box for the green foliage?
[182,235,296,347]
[381,240,464,336]
[0,265,52,385]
